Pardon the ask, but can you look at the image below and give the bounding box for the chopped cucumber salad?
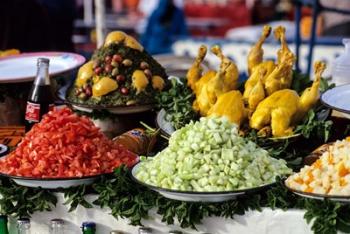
[135,117,292,192]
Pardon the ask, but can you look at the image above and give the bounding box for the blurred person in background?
[137,0,184,34]
[141,0,188,54]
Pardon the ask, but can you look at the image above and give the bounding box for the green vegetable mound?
[67,43,167,107]
[136,117,292,191]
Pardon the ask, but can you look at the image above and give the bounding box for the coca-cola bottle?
[25,58,55,132]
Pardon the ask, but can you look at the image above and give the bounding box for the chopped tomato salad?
[0,108,138,178]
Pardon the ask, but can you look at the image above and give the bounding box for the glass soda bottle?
[17,218,31,234]
[0,215,9,234]
[49,219,64,234]
[81,222,96,234]
[24,58,55,132]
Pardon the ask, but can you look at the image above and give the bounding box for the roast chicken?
[208,90,246,126]
[250,61,326,137]
[247,25,271,75]
[187,45,208,91]
[211,45,239,91]
[243,61,275,102]
[264,51,295,95]
[194,61,229,116]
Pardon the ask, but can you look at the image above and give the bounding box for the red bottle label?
[25,102,40,122]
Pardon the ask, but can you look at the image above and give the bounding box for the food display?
[135,117,291,192]
[67,31,168,107]
[0,108,137,178]
[158,25,328,138]
[0,24,346,234]
[286,138,350,196]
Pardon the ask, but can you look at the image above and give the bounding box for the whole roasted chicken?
[194,61,229,116]
[250,61,326,137]
[191,45,239,117]
[208,90,246,126]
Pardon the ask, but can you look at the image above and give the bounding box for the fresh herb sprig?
[0,178,57,217]
[0,169,350,233]
[93,166,157,226]
[156,77,197,130]
[295,108,333,142]
[63,184,93,212]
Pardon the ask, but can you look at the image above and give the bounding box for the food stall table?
[9,193,315,234]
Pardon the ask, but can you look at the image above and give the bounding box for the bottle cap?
[0,144,9,157]
[82,222,96,229]
[17,218,30,224]
[37,57,50,65]
[50,219,64,225]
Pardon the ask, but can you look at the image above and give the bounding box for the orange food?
[313,159,322,169]
[0,108,138,178]
[295,177,304,184]
[338,162,349,177]
[327,154,333,164]
[340,178,347,187]
[304,171,314,184]
[305,187,313,193]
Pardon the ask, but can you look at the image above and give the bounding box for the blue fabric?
[141,0,188,54]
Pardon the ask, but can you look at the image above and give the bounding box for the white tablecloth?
[6,193,315,234]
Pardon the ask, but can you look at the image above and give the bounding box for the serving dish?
[0,172,103,189]
[131,163,273,202]
[0,52,85,83]
[321,84,350,119]
[286,184,350,203]
[69,102,154,114]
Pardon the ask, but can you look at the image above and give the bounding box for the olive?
[111,60,119,67]
[112,54,122,63]
[94,67,102,75]
[75,89,82,96]
[144,69,152,78]
[122,59,132,66]
[105,55,112,63]
[85,86,92,97]
[120,87,129,95]
[112,68,119,76]
[116,74,125,83]
[79,92,87,100]
[140,61,149,69]
[104,64,113,73]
